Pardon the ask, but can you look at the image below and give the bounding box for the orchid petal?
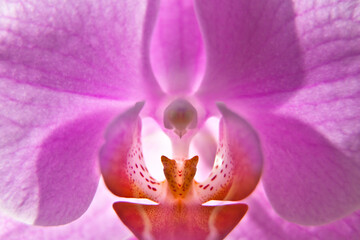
[194,0,304,108]
[194,0,360,225]
[277,0,360,161]
[195,104,263,203]
[0,73,128,225]
[0,0,163,226]
[236,0,360,225]
[230,184,360,240]
[0,181,132,240]
[250,113,360,225]
[113,201,248,240]
[99,103,165,202]
[0,0,163,100]
[150,0,205,95]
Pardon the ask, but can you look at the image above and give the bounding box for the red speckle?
[220,169,223,173]
[199,185,203,188]
[150,181,156,184]
[141,165,145,171]
[222,161,224,165]
[140,172,144,177]
[147,185,152,189]
[179,174,182,177]
[210,187,214,191]
[145,178,149,182]
[133,171,136,174]
[203,184,210,190]
[211,175,217,181]
[150,176,155,180]
[224,174,227,177]
[152,188,157,191]
[215,165,219,169]
[135,164,138,168]
[139,156,141,160]
[225,164,228,168]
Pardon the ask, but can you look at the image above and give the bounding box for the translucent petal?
[0,0,163,100]
[250,113,360,225]
[194,0,303,108]
[0,76,126,225]
[230,184,360,240]
[0,181,132,239]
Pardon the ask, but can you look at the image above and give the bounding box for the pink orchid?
[1,0,360,239]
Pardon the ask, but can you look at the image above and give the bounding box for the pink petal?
[195,0,360,225]
[229,184,360,240]
[0,0,164,225]
[0,181,133,240]
[150,0,205,94]
[194,0,303,108]
[195,104,263,202]
[240,0,360,225]
[249,113,360,225]
[0,78,126,225]
[0,0,163,100]
[278,0,360,161]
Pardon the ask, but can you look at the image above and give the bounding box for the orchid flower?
[1,0,360,239]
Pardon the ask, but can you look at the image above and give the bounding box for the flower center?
[100,102,263,240]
